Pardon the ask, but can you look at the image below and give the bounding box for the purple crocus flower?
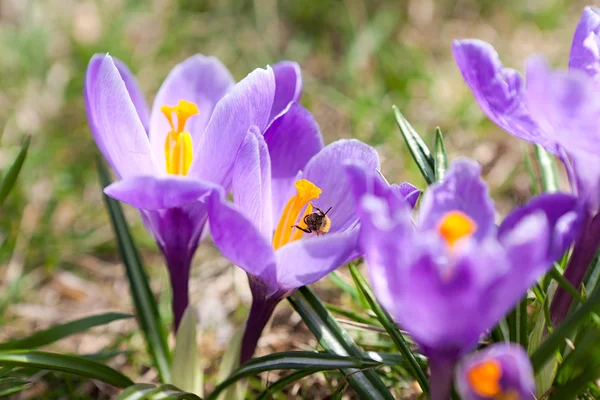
[456,344,535,400]
[348,159,581,400]
[85,54,303,329]
[452,6,600,324]
[206,135,419,363]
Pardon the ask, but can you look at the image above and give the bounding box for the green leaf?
[207,351,381,400]
[434,127,448,183]
[393,105,435,185]
[523,147,540,195]
[215,325,246,400]
[118,384,202,400]
[172,307,202,397]
[0,135,30,206]
[97,158,172,383]
[348,264,429,395]
[288,286,394,400]
[552,328,600,399]
[531,281,600,372]
[256,368,320,399]
[0,377,30,397]
[0,350,133,388]
[534,145,559,193]
[0,312,132,351]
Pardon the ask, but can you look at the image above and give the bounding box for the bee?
[292,205,332,236]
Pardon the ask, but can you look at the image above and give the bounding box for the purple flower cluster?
[453,6,600,325]
[83,9,596,398]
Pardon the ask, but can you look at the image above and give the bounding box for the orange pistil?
[437,210,477,247]
[272,179,322,250]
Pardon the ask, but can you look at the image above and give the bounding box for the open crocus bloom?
[349,158,581,400]
[206,138,419,363]
[85,53,304,329]
[452,6,600,324]
[456,344,535,400]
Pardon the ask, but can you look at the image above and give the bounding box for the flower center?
[272,179,328,250]
[161,99,199,176]
[436,210,477,246]
[467,359,502,397]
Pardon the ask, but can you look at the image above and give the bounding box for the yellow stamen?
[273,179,322,250]
[437,210,477,246]
[467,359,502,397]
[161,100,199,175]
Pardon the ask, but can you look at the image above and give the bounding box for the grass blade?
[0,377,30,397]
[434,127,448,183]
[0,135,30,206]
[97,158,172,383]
[348,264,429,395]
[0,313,132,351]
[0,350,133,388]
[392,105,434,185]
[531,282,600,372]
[172,307,202,397]
[118,384,202,400]
[256,369,320,399]
[288,286,394,399]
[534,145,559,192]
[207,351,380,400]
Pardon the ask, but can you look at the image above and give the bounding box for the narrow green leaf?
[392,105,435,185]
[556,328,600,385]
[172,307,202,397]
[531,282,600,372]
[118,383,202,400]
[0,377,30,397]
[256,368,320,399]
[328,270,360,301]
[325,303,380,327]
[434,127,448,183]
[534,145,559,192]
[97,158,172,383]
[288,286,394,400]
[216,324,245,400]
[0,350,133,388]
[348,264,429,395]
[523,147,540,195]
[207,351,380,400]
[0,135,30,206]
[0,313,132,351]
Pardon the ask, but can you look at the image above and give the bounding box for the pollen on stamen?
[467,359,502,397]
[437,210,477,246]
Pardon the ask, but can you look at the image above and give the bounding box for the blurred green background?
[0,0,590,398]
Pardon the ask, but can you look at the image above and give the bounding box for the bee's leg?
[313,205,325,214]
[292,225,312,233]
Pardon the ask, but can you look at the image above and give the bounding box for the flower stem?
[551,214,600,325]
[165,249,192,331]
[240,293,281,365]
[429,358,456,400]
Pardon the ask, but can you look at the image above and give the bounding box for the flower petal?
[104,175,220,210]
[569,6,600,83]
[233,126,273,238]
[485,212,551,328]
[206,191,278,293]
[189,66,276,188]
[499,192,583,260]
[270,61,302,121]
[113,58,150,132]
[452,39,559,154]
[345,161,419,212]
[264,102,324,221]
[525,56,600,156]
[148,54,235,171]
[418,158,496,241]
[85,54,158,178]
[356,192,416,315]
[303,139,380,233]
[274,228,359,292]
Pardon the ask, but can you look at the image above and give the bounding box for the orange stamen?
[437,210,477,246]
